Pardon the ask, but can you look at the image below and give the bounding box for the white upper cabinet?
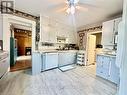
[102,20,115,45]
[40,16,57,43]
[41,25,50,42]
[102,17,122,46]
[40,16,77,44]
[56,25,70,39]
[67,30,77,44]
[49,27,57,43]
[114,17,122,33]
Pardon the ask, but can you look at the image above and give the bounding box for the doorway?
[2,14,36,74]
[10,24,32,72]
[86,31,102,66]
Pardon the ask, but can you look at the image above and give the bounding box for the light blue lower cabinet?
[96,67,109,79]
[32,52,42,75]
[41,53,58,71]
[96,55,120,85]
[108,74,120,84]
[58,52,77,67]
[108,57,120,84]
[45,53,58,70]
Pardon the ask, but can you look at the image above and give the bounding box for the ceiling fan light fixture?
[70,5,75,14]
[66,8,71,14]
[73,0,79,4]
[66,5,75,14]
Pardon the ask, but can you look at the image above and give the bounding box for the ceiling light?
[66,8,70,14]
[66,5,75,14]
[70,5,75,14]
[73,0,79,4]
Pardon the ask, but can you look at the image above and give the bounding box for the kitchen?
[0,0,127,95]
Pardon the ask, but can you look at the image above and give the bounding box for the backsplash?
[39,42,78,50]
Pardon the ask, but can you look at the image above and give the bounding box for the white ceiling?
[14,0,123,28]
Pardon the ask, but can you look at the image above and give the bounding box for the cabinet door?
[96,55,110,79]
[58,53,66,67]
[41,25,49,42]
[49,28,57,43]
[66,53,77,64]
[32,53,42,75]
[57,26,66,37]
[96,55,103,76]
[58,52,76,67]
[108,57,120,84]
[68,31,77,44]
[96,55,103,68]
[103,56,110,69]
[45,53,58,70]
[114,18,122,33]
[102,20,115,45]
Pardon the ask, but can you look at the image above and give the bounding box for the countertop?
[34,50,78,54]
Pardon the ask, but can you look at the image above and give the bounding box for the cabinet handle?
[108,61,112,76]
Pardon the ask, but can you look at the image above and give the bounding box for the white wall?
[78,14,122,31]
[118,0,127,94]
[0,14,3,40]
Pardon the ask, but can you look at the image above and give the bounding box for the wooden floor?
[0,65,117,95]
[10,56,32,72]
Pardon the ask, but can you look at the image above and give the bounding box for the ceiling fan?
[66,0,80,14]
[53,0,98,15]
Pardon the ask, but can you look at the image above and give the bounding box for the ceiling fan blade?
[56,7,68,13]
[76,6,88,11]
[78,2,100,9]
[49,3,67,9]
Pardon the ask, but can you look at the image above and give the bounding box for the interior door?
[87,35,96,65]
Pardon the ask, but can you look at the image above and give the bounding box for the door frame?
[86,31,102,65]
[2,14,36,71]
